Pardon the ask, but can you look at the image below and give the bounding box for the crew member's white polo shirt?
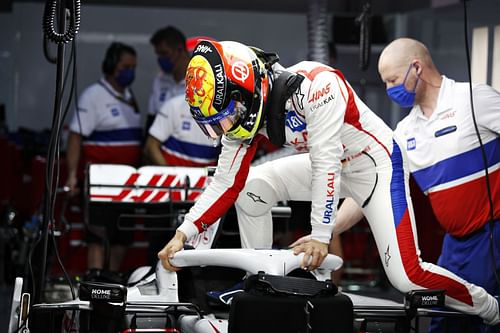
[395,76,500,237]
[148,72,185,116]
[149,94,220,166]
[69,78,142,167]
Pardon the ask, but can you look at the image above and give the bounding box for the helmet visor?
[190,100,246,139]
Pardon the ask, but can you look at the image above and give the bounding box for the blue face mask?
[116,68,135,87]
[386,64,419,108]
[158,57,174,73]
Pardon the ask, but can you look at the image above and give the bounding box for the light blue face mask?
[386,64,419,108]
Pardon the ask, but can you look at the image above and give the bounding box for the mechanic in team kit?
[143,93,220,167]
[66,42,142,272]
[147,26,191,130]
[158,39,499,325]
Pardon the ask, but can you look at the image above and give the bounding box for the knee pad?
[236,178,277,217]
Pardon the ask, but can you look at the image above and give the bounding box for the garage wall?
[1,0,499,132]
[406,0,500,84]
[0,2,308,131]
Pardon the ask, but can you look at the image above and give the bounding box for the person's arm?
[290,197,364,245]
[159,135,263,271]
[66,85,97,195]
[146,97,175,165]
[291,71,346,271]
[333,197,364,235]
[330,198,363,284]
[176,135,262,239]
[66,131,82,196]
[143,135,167,166]
[329,234,343,284]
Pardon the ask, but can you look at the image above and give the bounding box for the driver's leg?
[235,153,312,249]
[357,141,499,324]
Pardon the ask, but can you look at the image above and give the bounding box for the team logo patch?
[434,125,457,138]
[244,113,257,128]
[246,192,267,204]
[310,94,334,112]
[407,137,416,150]
[439,111,456,120]
[194,43,213,54]
[182,121,191,130]
[110,108,120,117]
[322,172,335,224]
[308,83,331,103]
[285,110,306,132]
[231,61,250,82]
[294,85,305,110]
[384,244,391,267]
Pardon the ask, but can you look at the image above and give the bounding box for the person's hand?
[292,238,328,271]
[66,174,79,197]
[288,234,312,248]
[158,230,187,271]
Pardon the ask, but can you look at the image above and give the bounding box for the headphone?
[102,42,127,75]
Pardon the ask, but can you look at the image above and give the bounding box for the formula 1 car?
[9,248,469,333]
[10,248,342,333]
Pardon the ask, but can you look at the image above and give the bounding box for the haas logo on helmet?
[231,61,250,82]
